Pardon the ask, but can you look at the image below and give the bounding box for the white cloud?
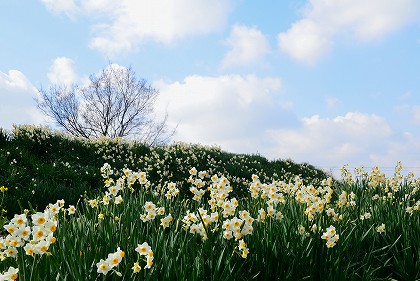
[278,19,332,64]
[0,70,35,92]
[154,80,417,174]
[41,0,78,17]
[153,74,297,153]
[42,0,232,55]
[80,0,120,14]
[47,57,77,86]
[279,0,420,64]
[221,24,271,68]
[265,112,393,167]
[0,70,45,129]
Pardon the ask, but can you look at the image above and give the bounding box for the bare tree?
[37,64,173,145]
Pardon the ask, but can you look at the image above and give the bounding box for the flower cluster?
[324,207,340,221]
[337,191,356,208]
[11,125,52,144]
[249,174,287,207]
[251,173,335,223]
[340,164,354,184]
[96,247,125,275]
[406,200,420,215]
[387,162,404,192]
[249,175,288,222]
[208,174,234,213]
[237,239,249,259]
[140,201,165,222]
[321,225,339,248]
[160,213,173,229]
[222,212,254,241]
[96,163,150,208]
[100,162,114,179]
[182,208,219,239]
[360,212,372,220]
[1,200,64,259]
[367,166,386,189]
[181,169,261,260]
[299,184,333,221]
[164,182,179,199]
[135,242,154,270]
[188,167,207,201]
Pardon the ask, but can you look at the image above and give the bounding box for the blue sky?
[1,0,420,176]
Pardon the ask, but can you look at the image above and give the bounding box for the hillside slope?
[0,125,331,216]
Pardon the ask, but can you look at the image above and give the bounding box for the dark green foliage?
[0,128,10,147]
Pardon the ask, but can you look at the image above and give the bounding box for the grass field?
[0,125,419,280]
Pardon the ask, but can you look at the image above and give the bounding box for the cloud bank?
[278,0,420,64]
[42,0,232,55]
[153,74,420,172]
[266,112,393,166]
[154,74,295,153]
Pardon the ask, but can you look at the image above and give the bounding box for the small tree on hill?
[37,64,173,145]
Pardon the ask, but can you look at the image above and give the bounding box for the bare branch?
[36,64,174,145]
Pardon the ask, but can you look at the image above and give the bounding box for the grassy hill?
[0,125,330,217]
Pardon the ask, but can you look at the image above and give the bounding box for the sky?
[1,0,420,177]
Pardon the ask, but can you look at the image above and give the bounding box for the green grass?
[0,125,419,280]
